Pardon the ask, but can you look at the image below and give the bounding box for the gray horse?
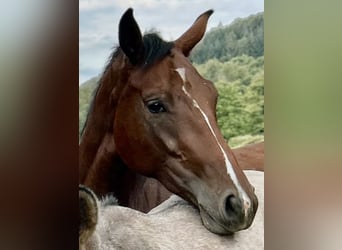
[79,171,264,250]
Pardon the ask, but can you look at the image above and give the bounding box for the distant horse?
[79,171,264,250]
[79,8,258,234]
[233,142,264,172]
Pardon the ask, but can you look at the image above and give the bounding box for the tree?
[191,12,264,64]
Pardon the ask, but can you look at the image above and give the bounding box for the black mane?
[141,33,174,65]
[105,33,173,72]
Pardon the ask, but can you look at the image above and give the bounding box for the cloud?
[79,0,118,11]
[79,0,264,84]
[79,0,185,11]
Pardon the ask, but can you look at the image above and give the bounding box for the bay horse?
[79,8,258,234]
[79,171,264,250]
[233,142,264,172]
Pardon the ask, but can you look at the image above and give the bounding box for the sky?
[79,0,264,84]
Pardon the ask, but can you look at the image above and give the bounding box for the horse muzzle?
[199,189,258,235]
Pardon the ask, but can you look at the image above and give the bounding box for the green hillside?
[198,55,263,139]
[79,76,99,136]
[79,12,264,147]
[190,12,263,64]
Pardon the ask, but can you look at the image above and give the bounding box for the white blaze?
[176,68,251,214]
[175,67,186,83]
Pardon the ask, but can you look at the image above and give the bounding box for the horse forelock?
[142,33,174,66]
[103,33,173,73]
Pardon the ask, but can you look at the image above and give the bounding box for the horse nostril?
[224,194,241,217]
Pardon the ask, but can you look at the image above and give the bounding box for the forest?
[190,12,263,64]
[79,12,264,148]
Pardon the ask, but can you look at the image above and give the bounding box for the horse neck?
[79,52,128,192]
[79,53,171,212]
[79,64,118,179]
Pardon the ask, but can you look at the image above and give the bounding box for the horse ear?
[79,185,98,244]
[119,8,144,65]
[175,10,213,57]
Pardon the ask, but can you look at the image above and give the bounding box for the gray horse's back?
[80,170,264,250]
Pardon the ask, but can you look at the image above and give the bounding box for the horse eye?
[146,100,167,114]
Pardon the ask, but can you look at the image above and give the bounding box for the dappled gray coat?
[79,171,264,250]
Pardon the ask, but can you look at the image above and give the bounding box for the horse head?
[112,9,258,234]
